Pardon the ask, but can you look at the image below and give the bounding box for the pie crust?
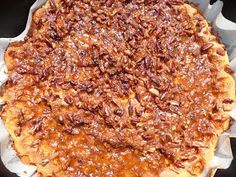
[0,0,235,176]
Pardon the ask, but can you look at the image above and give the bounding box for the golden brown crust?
[1,1,235,177]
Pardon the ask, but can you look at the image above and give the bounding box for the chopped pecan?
[216,47,225,56]
[201,43,213,51]
[114,109,123,116]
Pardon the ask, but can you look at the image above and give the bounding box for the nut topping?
[1,0,234,176]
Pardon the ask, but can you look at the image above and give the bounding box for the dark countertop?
[0,0,236,176]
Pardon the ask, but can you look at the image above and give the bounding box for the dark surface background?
[0,0,236,176]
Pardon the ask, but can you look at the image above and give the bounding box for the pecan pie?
[0,0,235,176]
